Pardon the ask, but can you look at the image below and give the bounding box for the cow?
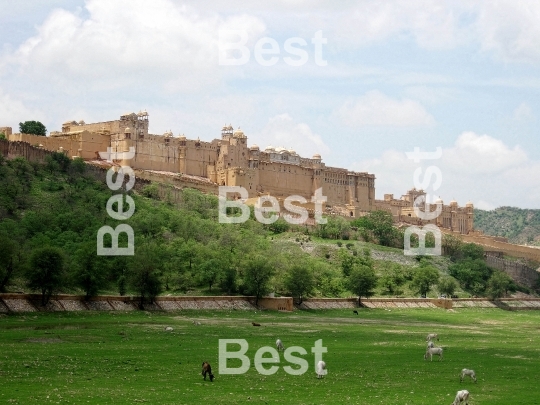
[202,362,214,382]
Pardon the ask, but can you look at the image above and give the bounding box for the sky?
[1,0,539,210]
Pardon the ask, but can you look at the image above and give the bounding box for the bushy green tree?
[0,234,18,292]
[242,255,275,306]
[352,210,400,247]
[379,262,406,295]
[285,264,315,304]
[72,243,107,299]
[437,276,458,297]
[410,264,439,297]
[26,246,65,306]
[449,258,493,293]
[345,263,377,306]
[486,271,513,299]
[19,121,47,136]
[129,243,163,308]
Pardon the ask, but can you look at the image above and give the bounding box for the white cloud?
[476,0,540,63]
[445,132,528,174]
[7,0,266,91]
[350,131,539,209]
[336,90,435,127]
[0,88,44,128]
[251,113,330,159]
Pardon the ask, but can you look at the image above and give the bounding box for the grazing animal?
[451,389,469,405]
[353,310,358,315]
[460,368,477,383]
[316,360,327,378]
[164,326,173,332]
[201,362,214,382]
[426,333,439,341]
[427,341,435,349]
[192,320,201,326]
[252,322,261,327]
[276,339,285,351]
[424,347,443,361]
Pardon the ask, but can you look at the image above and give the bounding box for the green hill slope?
[474,207,540,246]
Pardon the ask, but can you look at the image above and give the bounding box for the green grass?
[1,309,539,404]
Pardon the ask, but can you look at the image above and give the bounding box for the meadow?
[1,308,539,404]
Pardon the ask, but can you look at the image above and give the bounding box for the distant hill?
[474,207,540,246]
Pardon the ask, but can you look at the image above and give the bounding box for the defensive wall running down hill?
[484,254,539,289]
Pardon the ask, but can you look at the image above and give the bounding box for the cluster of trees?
[0,152,527,307]
[0,153,347,306]
[443,234,517,299]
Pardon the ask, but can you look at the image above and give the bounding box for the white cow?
[276,338,285,352]
[316,360,327,378]
[460,369,477,383]
[424,347,443,361]
[451,389,469,405]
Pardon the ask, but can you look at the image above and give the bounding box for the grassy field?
[1,308,539,404]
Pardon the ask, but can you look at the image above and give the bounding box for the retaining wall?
[2,294,540,313]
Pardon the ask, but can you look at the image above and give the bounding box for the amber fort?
[2,111,540,265]
[0,111,491,232]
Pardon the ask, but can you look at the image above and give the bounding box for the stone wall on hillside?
[485,254,539,289]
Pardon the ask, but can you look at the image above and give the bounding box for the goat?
[353,310,358,315]
[426,333,439,341]
[252,322,261,327]
[201,362,214,382]
[164,326,174,331]
[451,389,469,405]
[460,368,477,383]
[276,338,285,352]
[424,347,443,361]
[192,320,201,326]
[316,360,327,378]
[427,341,435,349]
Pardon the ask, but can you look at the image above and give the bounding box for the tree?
[352,210,400,247]
[198,258,224,291]
[26,246,65,306]
[72,243,107,299]
[243,256,275,307]
[345,264,377,306]
[19,121,47,136]
[486,271,513,300]
[448,258,492,293]
[129,243,163,309]
[0,234,18,292]
[410,265,439,297]
[285,264,315,304]
[442,234,463,261]
[437,276,458,297]
[460,243,484,261]
[379,262,406,295]
[0,132,5,140]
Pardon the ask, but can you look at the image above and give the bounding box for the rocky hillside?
[474,207,540,246]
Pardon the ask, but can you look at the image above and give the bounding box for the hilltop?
[0,150,534,303]
[474,207,540,246]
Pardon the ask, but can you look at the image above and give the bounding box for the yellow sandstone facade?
[6,112,375,216]
[375,188,474,235]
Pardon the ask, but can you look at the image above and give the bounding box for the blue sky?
[1,0,539,209]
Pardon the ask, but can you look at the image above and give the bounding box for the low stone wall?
[300,297,540,310]
[0,294,294,313]
[3,294,540,313]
